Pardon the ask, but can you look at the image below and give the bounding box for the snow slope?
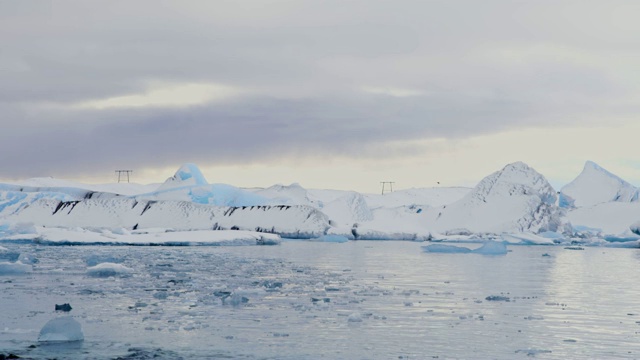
[560,161,639,208]
[424,162,562,234]
[364,187,470,209]
[566,202,640,236]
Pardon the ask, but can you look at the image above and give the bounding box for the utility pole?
[380,181,395,195]
[115,170,133,183]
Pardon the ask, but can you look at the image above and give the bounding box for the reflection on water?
[1,241,640,359]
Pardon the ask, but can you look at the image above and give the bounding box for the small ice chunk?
[0,248,20,262]
[348,312,363,322]
[0,261,32,275]
[85,255,123,267]
[86,263,133,278]
[422,244,472,254]
[422,241,507,255]
[38,316,84,342]
[18,253,39,264]
[223,293,249,306]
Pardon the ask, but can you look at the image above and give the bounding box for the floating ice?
[422,244,472,254]
[85,255,123,267]
[0,246,19,262]
[313,235,349,243]
[38,316,84,342]
[17,252,38,264]
[86,262,133,278]
[0,261,32,275]
[422,241,507,255]
[472,241,508,255]
[348,312,363,322]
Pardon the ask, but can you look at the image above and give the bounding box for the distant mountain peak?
[471,162,557,205]
[560,161,638,208]
[431,162,561,233]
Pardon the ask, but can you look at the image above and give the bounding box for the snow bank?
[9,198,329,238]
[1,226,282,246]
[38,316,84,342]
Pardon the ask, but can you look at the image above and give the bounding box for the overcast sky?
[1,0,639,192]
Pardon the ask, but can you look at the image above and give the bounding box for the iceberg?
[0,261,32,275]
[38,316,84,342]
[422,241,508,255]
[86,262,133,278]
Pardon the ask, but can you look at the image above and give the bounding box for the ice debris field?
[3,242,640,359]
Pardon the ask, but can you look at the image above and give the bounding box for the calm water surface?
[1,241,640,359]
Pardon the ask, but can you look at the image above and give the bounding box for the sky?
[1,0,639,193]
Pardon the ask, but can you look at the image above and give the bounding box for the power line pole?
[115,170,133,183]
[380,181,395,195]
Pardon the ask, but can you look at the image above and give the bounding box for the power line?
[115,170,133,183]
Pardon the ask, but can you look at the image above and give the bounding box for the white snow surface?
[560,161,639,208]
[7,198,328,238]
[2,161,640,243]
[423,162,562,234]
[566,202,640,236]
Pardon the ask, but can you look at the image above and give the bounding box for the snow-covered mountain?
[560,161,639,208]
[424,162,563,234]
[4,161,640,244]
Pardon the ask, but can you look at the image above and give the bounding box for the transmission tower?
[115,170,133,183]
[380,181,395,195]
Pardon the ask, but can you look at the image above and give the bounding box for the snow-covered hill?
[424,162,563,234]
[3,161,640,245]
[560,161,639,208]
[138,163,271,206]
[8,198,329,238]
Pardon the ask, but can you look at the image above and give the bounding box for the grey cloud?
[0,0,638,178]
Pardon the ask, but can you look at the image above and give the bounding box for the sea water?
[1,241,640,359]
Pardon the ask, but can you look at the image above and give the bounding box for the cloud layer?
[1,1,639,183]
